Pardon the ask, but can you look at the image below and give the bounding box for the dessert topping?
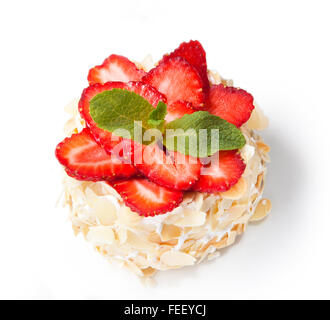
[55,128,137,181]
[110,178,184,216]
[206,84,255,127]
[88,54,146,85]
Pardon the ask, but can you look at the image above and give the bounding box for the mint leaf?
[89,89,245,157]
[164,111,246,157]
[148,101,167,131]
[89,89,166,143]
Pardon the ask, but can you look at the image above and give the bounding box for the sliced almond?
[80,225,90,238]
[126,230,158,252]
[214,236,229,249]
[231,223,245,235]
[64,98,79,115]
[251,193,258,203]
[63,118,77,136]
[220,178,247,200]
[200,195,218,213]
[246,102,269,130]
[240,144,255,163]
[226,230,237,246]
[250,198,272,221]
[207,252,220,261]
[207,69,222,85]
[133,255,150,268]
[199,236,219,253]
[226,204,246,220]
[141,267,157,277]
[85,188,117,225]
[124,260,143,276]
[149,231,179,246]
[87,226,115,244]
[148,232,162,244]
[173,209,206,227]
[140,55,154,72]
[117,206,141,228]
[181,239,195,252]
[72,224,80,236]
[161,224,182,241]
[115,228,127,244]
[160,250,196,267]
[256,141,271,154]
[255,173,264,191]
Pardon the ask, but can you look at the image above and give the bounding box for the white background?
[0,0,329,299]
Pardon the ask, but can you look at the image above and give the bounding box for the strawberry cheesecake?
[56,40,271,278]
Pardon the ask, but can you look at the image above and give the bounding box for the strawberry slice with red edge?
[134,142,201,191]
[165,100,196,122]
[88,54,146,85]
[79,81,167,155]
[206,84,255,127]
[160,40,209,91]
[142,57,205,109]
[55,128,137,181]
[110,178,183,216]
[192,150,246,193]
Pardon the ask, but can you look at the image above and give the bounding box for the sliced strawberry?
[79,81,166,154]
[110,178,183,216]
[134,143,201,191]
[79,82,125,154]
[88,54,146,85]
[55,128,137,181]
[126,81,167,107]
[165,100,196,122]
[64,168,88,181]
[142,57,205,108]
[206,84,254,127]
[160,40,209,91]
[192,150,246,193]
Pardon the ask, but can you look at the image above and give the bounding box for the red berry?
[134,143,201,191]
[192,150,246,193]
[206,84,254,127]
[55,128,137,181]
[142,57,205,108]
[88,54,146,85]
[165,100,196,122]
[160,40,209,91]
[110,178,183,216]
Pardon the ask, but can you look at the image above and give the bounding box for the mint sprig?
[165,111,246,157]
[90,89,161,141]
[89,89,246,157]
[148,101,167,132]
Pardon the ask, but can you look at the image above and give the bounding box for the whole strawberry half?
[79,81,166,154]
[88,54,146,85]
[110,178,184,216]
[192,150,246,193]
[55,128,137,181]
[160,40,209,91]
[134,142,202,191]
[142,57,205,109]
[206,84,255,127]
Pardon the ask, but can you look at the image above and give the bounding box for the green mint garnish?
[90,89,160,141]
[90,89,246,156]
[148,101,167,132]
[164,111,246,157]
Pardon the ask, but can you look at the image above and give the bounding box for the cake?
[56,40,271,278]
